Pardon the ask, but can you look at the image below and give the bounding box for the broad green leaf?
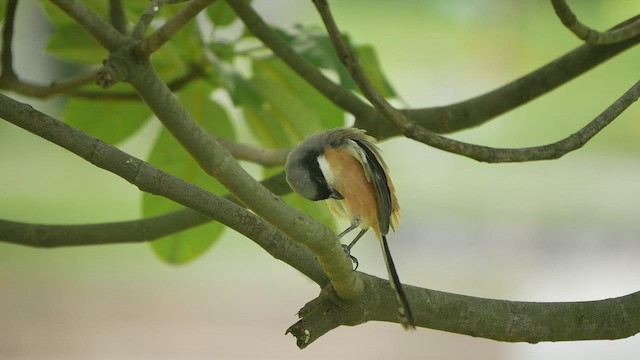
[238,58,343,148]
[220,67,263,108]
[161,5,203,61]
[152,41,190,81]
[145,80,234,265]
[144,127,226,265]
[355,45,396,98]
[206,1,237,27]
[275,25,396,97]
[275,25,356,90]
[64,97,151,144]
[178,81,231,137]
[45,18,106,64]
[42,1,130,64]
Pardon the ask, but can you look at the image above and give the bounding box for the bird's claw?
[341,244,359,271]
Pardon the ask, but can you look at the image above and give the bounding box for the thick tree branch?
[135,0,217,59]
[314,0,640,163]
[551,0,640,44]
[0,93,328,286]
[288,275,640,348]
[2,92,639,343]
[50,0,126,51]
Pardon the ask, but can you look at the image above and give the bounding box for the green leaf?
[275,25,396,97]
[144,80,234,265]
[64,97,151,144]
[160,5,203,61]
[46,25,105,64]
[236,58,344,148]
[355,45,396,98]
[220,67,263,108]
[206,1,237,27]
[276,25,357,90]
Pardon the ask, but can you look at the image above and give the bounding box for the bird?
[285,127,415,330]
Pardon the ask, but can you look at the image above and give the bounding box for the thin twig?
[132,0,169,40]
[108,0,127,35]
[230,0,640,141]
[0,0,18,81]
[0,69,99,98]
[227,0,373,119]
[0,2,98,96]
[313,0,640,163]
[135,0,217,58]
[215,136,290,166]
[551,0,640,44]
[0,171,294,245]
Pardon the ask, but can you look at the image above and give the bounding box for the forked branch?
[313,0,640,163]
[551,0,640,44]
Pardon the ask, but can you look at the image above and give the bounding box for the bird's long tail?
[379,235,415,330]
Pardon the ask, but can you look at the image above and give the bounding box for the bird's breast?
[323,147,379,233]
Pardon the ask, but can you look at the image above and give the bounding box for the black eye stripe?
[301,149,333,201]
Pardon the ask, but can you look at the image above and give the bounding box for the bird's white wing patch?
[317,154,337,188]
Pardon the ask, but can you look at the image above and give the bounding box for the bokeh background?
[2,1,640,359]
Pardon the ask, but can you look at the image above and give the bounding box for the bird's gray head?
[285,131,334,201]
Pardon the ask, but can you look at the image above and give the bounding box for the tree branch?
[215,136,289,166]
[313,0,640,163]
[105,42,363,301]
[2,83,639,347]
[108,0,127,35]
[132,0,169,40]
[0,171,290,247]
[288,275,640,348]
[229,0,640,141]
[0,93,328,286]
[393,20,640,138]
[226,0,374,119]
[0,0,18,82]
[0,69,100,98]
[134,0,217,59]
[551,0,640,45]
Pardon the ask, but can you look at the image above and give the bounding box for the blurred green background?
[1,1,640,359]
